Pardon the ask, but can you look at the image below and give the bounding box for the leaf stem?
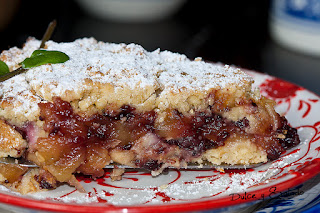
[0,67,27,82]
[40,20,57,49]
[0,20,57,83]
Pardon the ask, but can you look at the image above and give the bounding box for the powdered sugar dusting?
[2,37,252,97]
[0,37,253,123]
[0,73,41,123]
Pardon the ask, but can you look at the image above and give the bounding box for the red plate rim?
[0,73,319,213]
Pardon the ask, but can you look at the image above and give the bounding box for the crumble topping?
[0,37,253,124]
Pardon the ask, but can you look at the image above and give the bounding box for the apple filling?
[14,96,298,186]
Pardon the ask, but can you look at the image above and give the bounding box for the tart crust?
[0,119,27,158]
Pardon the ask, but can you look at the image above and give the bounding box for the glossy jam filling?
[28,97,299,179]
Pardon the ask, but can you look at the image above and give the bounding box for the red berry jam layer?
[21,97,300,181]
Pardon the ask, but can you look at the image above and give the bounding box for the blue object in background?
[270,0,320,56]
[285,0,320,21]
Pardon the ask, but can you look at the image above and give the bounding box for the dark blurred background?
[0,0,319,95]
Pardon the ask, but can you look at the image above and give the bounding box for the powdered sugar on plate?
[26,157,294,206]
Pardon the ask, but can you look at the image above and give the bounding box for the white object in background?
[76,0,186,22]
[270,0,320,56]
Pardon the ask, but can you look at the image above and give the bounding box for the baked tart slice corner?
[0,37,300,193]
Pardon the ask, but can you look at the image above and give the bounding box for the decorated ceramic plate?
[0,71,319,213]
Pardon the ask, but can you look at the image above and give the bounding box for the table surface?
[0,1,320,212]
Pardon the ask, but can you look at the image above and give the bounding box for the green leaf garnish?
[20,50,69,69]
[0,60,10,76]
[0,20,63,83]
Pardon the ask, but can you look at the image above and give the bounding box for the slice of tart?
[0,37,300,193]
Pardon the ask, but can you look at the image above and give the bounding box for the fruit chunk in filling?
[26,97,299,183]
